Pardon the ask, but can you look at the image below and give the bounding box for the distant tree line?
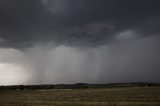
[0,82,159,90]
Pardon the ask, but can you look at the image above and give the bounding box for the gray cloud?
[0,0,160,85]
[0,0,160,48]
[0,35,160,85]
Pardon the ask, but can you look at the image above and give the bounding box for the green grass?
[0,86,160,106]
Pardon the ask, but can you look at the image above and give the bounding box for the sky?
[0,0,160,85]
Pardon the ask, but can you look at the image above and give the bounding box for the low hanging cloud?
[0,0,160,85]
[0,35,160,85]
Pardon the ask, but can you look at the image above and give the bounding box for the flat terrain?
[0,86,160,106]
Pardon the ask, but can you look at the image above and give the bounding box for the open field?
[0,86,160,106]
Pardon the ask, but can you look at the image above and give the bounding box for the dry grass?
[0,86,160,106]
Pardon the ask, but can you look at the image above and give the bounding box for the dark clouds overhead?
[0,0,160,85]
[0,0,160,48]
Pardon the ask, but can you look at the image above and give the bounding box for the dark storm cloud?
[0,0,160,48]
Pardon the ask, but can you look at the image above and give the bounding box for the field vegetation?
[0,84,160,106]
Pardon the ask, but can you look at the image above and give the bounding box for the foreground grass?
[0,86,160,106]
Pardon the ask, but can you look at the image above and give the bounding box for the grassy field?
[0,86,160,106]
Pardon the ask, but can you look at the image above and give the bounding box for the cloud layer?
[0,0,160,85]
[0,0,160,48]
